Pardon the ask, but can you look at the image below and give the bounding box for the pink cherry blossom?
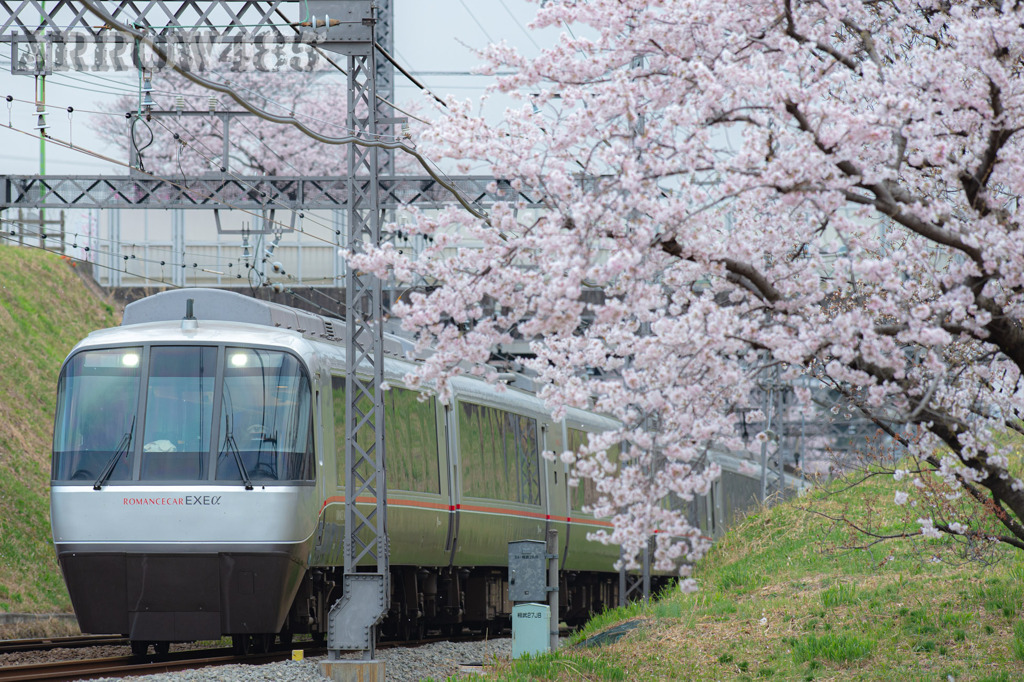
[362,0,1024,573]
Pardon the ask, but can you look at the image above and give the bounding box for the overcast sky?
[0,0,563,175]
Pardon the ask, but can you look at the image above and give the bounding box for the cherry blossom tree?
[346,0,1024,582]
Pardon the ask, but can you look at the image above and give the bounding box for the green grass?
[491,470,1024,680]
[0,246,119,613]
[790,633,874,663]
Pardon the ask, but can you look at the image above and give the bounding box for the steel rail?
[0,635,128,655]
[0,645,323,682]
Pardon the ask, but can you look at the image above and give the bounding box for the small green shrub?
[821,582,858,608]
[792,633,874,664]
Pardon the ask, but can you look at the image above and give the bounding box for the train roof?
[123,288,343,341]
[122,288,418,356]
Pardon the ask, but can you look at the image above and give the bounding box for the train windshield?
[52,345,314,484]
[217,348,314,482]
[53,348,142,482]
[140,346,216,481]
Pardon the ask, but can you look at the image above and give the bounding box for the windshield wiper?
[93,416,135,490]
[222,414,254,490]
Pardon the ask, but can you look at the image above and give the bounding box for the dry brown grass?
[0,617,80,640]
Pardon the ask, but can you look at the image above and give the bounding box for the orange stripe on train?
[320,496,612,527]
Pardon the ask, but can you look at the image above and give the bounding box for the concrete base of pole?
[320,660,385,682]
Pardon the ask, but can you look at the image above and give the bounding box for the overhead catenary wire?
[1,217,252,275]
[5,95,123,118]
[2,101,484,257]
[0,119,344,247]
[77,0,489,222]
[232,118,311,176]
[455,0,495,44]
[263,8,443,119]
[373,41,448,109]
[496,0,543,51]
[216,75,406,142]
[152,115,337,236]
[0,228,186,289]
[2,224,270,290]
[4,217,332,292]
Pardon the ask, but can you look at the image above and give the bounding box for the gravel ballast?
[81,638,512,682]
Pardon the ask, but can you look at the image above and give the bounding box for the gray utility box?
[511,603,551,658]
[508,540,547,602]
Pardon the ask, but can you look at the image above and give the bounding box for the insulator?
[175,95,185,114]
[208,95,218,113]
[34,103,47,131]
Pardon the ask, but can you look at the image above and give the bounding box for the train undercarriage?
[287,565,628,646]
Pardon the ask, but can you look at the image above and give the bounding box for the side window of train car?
[459,401,541,506]
[332,376,440,494]
[567,427,620,512]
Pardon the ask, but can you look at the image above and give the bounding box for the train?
[50,288,657,654]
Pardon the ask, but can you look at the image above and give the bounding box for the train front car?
[50,291,320,654]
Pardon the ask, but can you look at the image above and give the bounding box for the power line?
[496,0,542,51]
[0,229,185,289]
[232,118,310,175]
[456,0,495,44]
[2,218,249,274]
[0,120,342,243]
[150,115,337,237]
[220,75,404,141]
[373,41,448,108]
[2,217,329,292]
[78,0,489,221]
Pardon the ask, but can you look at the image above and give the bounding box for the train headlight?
[121,352,140,368]
[230,352,248,367]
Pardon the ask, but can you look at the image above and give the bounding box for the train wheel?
[130,641,149,656]
[399,618,424,641]
[253,633,273,654]
[153,641,170,655]
[232,634,252,655]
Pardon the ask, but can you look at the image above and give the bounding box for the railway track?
[0,632,502,681]
[0,636,128,655]
[0,644,326,682]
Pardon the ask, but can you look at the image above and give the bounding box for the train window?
[386,387,441,494]
[217,348,314,482]
[331,376,441,494]
[459,402,541,505]
[52,347,142,482]
[140,346,216,481]
[567,428,620,512]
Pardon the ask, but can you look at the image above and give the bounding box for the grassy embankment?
[491,470,1024,681]
[0,245,118,613]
